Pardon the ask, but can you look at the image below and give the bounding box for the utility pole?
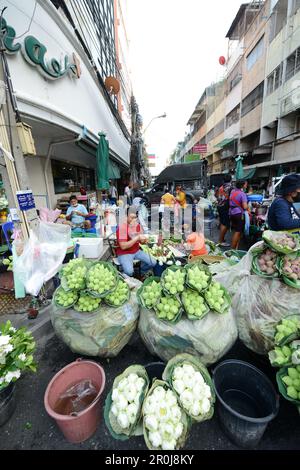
[0,7,39,234]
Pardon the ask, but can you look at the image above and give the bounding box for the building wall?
[4,0,130,166]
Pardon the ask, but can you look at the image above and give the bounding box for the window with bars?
[225,105,240,128]
[266,64,283,95]
[62,0,119,109]
[285,47,300,82]
[241,82,264,117]
[214,119,225,138]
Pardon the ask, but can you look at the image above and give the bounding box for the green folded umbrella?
[96,132,110,190]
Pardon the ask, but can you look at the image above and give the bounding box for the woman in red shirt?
[116,209,157,277]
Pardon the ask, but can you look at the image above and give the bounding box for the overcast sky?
[126,0,243,174]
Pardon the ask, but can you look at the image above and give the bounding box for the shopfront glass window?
[51,160,95,194]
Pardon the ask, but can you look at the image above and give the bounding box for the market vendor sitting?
[186,231,208,257]
[115,207,157,278]
[66,195,91,230]
[267,174,300,231]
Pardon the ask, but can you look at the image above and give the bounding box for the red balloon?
[219,56,226,66]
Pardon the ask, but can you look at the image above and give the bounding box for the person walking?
[229,180,249,249]
[267,174,300,231]
[216,174,233,247]
[124,182,132,206]
[108,180,118,205]
[160,188,176,236]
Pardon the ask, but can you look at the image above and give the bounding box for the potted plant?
[0,320,37,426]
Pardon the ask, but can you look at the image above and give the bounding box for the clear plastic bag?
[54,380,97,415]
[138,307,237,366]
[50,287,140,357]
[14,222,71,296]
[215,242,300,355]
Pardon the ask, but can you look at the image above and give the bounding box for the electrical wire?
[3,0,37,40]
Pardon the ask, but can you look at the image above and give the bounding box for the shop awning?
[237,167,257,180]
[107,159,121,179]
[215,138,235,149]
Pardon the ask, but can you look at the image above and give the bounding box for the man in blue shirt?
[66,195,88,228]
[267,174,300,231]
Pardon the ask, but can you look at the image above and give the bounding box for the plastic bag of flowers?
[104,365,150,440]
[0,320,37,391]
[162,353,215,423]
[142,380,190,450]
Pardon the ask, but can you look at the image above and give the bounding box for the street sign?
[193,144,207,154]
[16,190,36,211]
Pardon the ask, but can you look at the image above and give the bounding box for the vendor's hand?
[139,235,148,244]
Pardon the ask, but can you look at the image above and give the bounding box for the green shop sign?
[0,17,81,80]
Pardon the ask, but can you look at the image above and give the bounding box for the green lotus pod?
[287,386,298,400]
[282,376,293,387]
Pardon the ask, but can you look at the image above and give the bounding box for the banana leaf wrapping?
[215,241,300,355]
[277,253,300,289]
[50,286,141,357]
[104,365,150,440]
[276,367,300,409]
[162,353,215,423]
[204,284,231,314]
[142,379,190,450]
[161,266,186,296]
[181,289,210,321]
[103,278,131,307]
[52,286,78,309]
[184,263,212,293]
[86,261,119,298]
[59,259,92,292]
[262,230,300,255]
[138,306,237,366]
[136,276,162,309]
[251,246,280,279]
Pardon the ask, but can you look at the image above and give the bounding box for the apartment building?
[175,0,300,184]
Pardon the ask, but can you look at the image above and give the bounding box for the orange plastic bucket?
[44,359,106,443]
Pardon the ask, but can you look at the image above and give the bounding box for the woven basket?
[0,293,32,315]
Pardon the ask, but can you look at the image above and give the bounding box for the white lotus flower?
[174,422,183,439]
[161,422,174,437]
[9,327,16,333]
[173,367,184,380]
[149,431,162,448]
[127,373,139,384]
[203,384,212,399]
[112,388,120,401]
[115,394,128,411]
[165,389,177,406]
[125,384,137,403]
[157,404,170,422]
[181,389,193,408]
[118,378,128,391]
[153,386,166,400]
[127,402,138,418]
[170,405,181,421]
[173,379,185,395]
[162,439,176,450]
[0,335,11,346]
[136,377,145,392]
[201,398,211,414]
[144,414,158,432]
[117,412,129,429]
[111,404,118,416]
[5,369,21,383]
[182,364,195,376]
[191,401,201,416]
[194,371,204,385]
[18,353,26,362]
